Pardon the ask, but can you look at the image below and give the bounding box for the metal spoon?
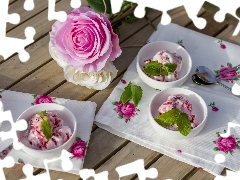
[195,66,232,91]
[192,74,211,85]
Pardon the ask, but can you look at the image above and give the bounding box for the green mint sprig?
[144,61,177,76]
[155,109,191,136]
[38,110,52,140]
[120,82,143,106]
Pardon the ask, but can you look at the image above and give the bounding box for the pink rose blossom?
[216,136,237,152]
[50,7,121,72]
[70,139,87,159]
[219,66,237,79]
[115,101,137,120]
[33,95,54,104]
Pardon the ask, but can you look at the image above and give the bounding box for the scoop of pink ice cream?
[158,95,199,130]
[144,50,182,82]
[27,111,72,150]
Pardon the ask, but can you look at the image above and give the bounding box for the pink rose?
[50,7,121,72]
[70,139,87,159]
[33,95,54,104]
[219,66,237,79]
[115,101,137,120]
[216,136,237,152]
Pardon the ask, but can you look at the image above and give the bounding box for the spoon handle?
[217,80,232,91]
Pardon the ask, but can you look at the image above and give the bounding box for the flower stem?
[144,15,157,31]
[102,0,107,14]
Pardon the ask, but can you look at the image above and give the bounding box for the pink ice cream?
[158,95,199,130]
[27,111,72,150]
[144,50,182,82]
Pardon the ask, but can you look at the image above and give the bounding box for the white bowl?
[137,41,192,90]
[16,103,77,159]
[149,88,208,140]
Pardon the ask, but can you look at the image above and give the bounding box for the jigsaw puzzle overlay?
[0,0,240,179]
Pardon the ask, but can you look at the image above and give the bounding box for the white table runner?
[95,23,240,175]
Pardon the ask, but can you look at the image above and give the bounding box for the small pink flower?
[212,107,219,112]
[177,150,182,153]
[120,79,127,84]
[115,101,137,120]
[218,66,237,80]
[70,139,87,159]
[0,95,2,98]
[220,44,226,49]
[216,136,237,153]
[18,158,25,166]
[2,150,7,155]
[218,40,227,49]
[33,95,54,105]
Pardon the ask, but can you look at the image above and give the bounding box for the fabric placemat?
[95,23,240,175]
[0,89,97,175]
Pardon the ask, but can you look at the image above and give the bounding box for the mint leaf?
[176,111,191,136]
[144,61,161,76]
[131,84,143,106]
[120,83,132,104]
[154,109,178,126]
[159,63,177,76]
[155,109,191,136]
[41,115,52,140]
[163,63,177,73]
[38,110,46,117]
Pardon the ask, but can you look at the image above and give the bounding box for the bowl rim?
[17,103,77,152]
[149,87,208,135]
[137,41,192,84]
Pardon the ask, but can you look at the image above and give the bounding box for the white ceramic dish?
[16,103,77,159]
[136,41,192,90]
[149,88,208,140]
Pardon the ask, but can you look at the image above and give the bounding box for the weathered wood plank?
[7,0,54,32]
[170,7,206,26]
[187,11,228,36]
[146,156,195,180]
[6,0,72,40]
[189,169,215,180]
[90,143,160,180]
[0,35,51,89]
[9,60,64,94]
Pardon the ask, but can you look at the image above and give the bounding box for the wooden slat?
[90,143,160,180]
[7,0,54,32]
[187,11,228,36]
[0,35,51,89]
[9,60,64,94]
[146,156,195,180]
[6,0,72,40]
[189,169,215,180]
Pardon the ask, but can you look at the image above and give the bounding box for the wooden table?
[1,1,240,179]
